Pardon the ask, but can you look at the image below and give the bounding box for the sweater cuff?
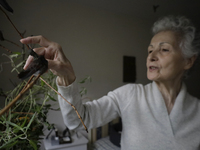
[56,76,75,89]
[56,77,80,101]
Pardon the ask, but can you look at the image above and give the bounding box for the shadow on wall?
[184,61,200,99]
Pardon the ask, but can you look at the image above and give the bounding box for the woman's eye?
[162,49,169,52]
[148,50,152,54]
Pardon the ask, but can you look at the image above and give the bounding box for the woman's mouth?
[149,66,158,71]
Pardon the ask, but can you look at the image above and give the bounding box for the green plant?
[0,1,58,149]
[0,53,91,150]
[79,76,92,97]
[0,51,58,149]
[0,1,90,149]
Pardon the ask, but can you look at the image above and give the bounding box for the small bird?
[153,5,159,13]
[0,0,13,13]
[18,55,48,80]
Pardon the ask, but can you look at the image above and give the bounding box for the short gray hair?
[152,15,200,59]
[152,15,200,78]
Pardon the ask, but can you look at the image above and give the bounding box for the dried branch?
[0,43,12,53]
[5,39,21,48]
[11,112,34,115]
[0,74,40,117]
[39,77,88,133]
[0,6,22,38]
[0,0,88,134]
[0,6,32,52]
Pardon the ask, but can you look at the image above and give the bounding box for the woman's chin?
[147,75,156,81]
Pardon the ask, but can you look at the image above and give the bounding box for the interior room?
[1,0,200,149]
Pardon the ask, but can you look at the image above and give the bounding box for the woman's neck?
[155,80,182,114]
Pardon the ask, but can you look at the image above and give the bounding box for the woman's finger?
[33,47,46,56]
[23,55,34,70]
[20,35,52,47]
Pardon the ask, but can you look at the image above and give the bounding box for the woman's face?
[146,30,188,83]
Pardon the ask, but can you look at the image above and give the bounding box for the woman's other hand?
[20,35,76,86]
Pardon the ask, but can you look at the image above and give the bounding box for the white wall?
[0,2,153,108]
[0,1,153,149]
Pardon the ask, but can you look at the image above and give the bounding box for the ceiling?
[67,0,200,24]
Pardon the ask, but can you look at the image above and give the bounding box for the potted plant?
[0,1,88,149]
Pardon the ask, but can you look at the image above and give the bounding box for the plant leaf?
[6,121,24,132]
[25,113,36,132]
[29,140,37,150]
[11,61,24,72]
[21,116,28,128]
[1,140,18,149]
[13,52,21,55]
[0,134,22,149]
[9,53,19,58]
[47,94,57,101]
[0,0,14,13]
[40,79,45,86]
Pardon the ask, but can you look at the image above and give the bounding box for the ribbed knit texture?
[57,80,200,150]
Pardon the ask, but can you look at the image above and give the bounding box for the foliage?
[0,2,58,148]
[79,76,92,97]
[0,51,58,150]
[0,52,91,150]
[0,2,91,149]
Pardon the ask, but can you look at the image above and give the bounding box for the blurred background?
[0,0,200,149]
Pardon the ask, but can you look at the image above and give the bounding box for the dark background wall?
[0,0,200,149]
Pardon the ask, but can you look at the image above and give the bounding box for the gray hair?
[152,15,200,59]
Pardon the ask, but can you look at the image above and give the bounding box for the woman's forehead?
[150,31,181,47]
[149,42,171,47]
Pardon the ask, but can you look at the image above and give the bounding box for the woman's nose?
[148,50,158,61]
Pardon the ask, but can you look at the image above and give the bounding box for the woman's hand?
[20,35,76,86]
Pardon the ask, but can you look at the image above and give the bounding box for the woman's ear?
[184,55,197,70]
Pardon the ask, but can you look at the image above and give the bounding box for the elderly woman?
[21,16,200,150]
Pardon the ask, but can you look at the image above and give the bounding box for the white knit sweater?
[57,81,200,150]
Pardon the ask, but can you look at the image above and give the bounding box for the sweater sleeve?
[57,78,121,131]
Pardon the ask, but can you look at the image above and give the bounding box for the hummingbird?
[18,54,48,80]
